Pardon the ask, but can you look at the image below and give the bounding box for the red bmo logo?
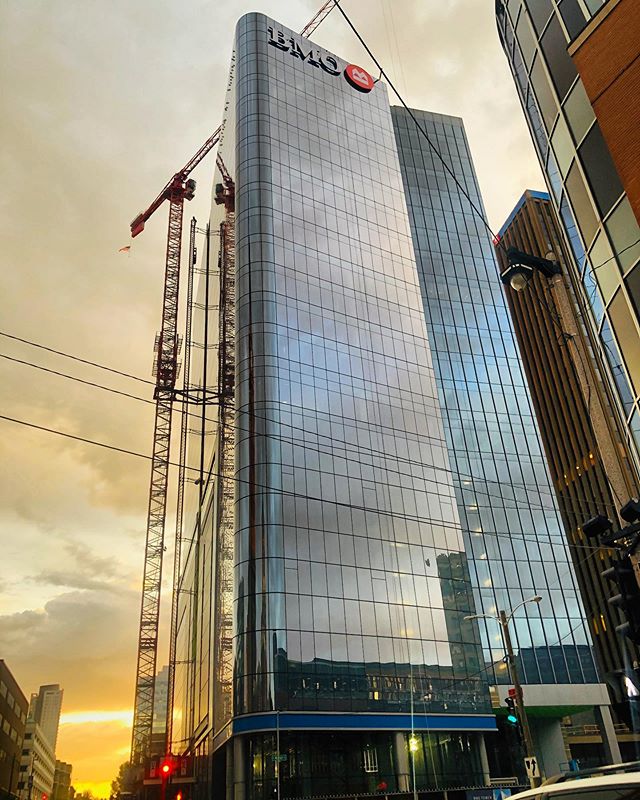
[344,63,375,93]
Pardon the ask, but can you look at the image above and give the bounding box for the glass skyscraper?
[170,14,616,800]
[495,0,640,473]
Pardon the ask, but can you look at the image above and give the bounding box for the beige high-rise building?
[17,720,55,800]
[29,686,63,752]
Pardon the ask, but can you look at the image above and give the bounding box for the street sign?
[466,790,512,800]
[524,756,540,779]
[271,754,287,762]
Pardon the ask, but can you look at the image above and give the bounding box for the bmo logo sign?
[344,63,375,93]
[267,27,375,94]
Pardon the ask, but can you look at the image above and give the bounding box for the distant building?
[152,667,169,737]
[17,721,55,800]
[0,661,28,799]
[50,762,71,800]
[28,687,62,753]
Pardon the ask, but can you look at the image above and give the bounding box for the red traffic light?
[160,760,173,777]
[42,794,48,800]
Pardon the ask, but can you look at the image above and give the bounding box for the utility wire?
[0,329,612,516]
[587,238,640,274]
[330,0,503,250]
[0,353,153,407]
[1,347,620,521]
[0,409,609,556]
[331,0,640,279]
[0,330,153,385]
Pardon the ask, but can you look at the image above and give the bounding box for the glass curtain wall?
[392,106,597,686]
[232,13,489,717]
[496,0,640,466]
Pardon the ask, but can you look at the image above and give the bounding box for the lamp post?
[465,595,543,788]
[499,247,561,292]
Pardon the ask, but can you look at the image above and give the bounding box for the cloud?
[0,588,142,708]
[60,710,133,726]
[0,609,46,636]
[29,570,118,593]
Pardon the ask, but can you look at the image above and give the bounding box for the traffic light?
[160,759,174,779]
[602,556,640,645]
[505,696,518,727]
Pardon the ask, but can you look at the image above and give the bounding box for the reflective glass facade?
[392,107,597,687]
[232,14,491,723]
[496,0,640,468]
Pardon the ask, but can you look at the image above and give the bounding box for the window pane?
[527,0,554,34]
[584,0,605,14]
[600,317,635,413]
[626,264,640,326]
[531,53,559,131]
[540,14,578,100]
[563,80,594,145]
[551,116,574,177]
[560,192,586,266]
[582,263,604,325]
[605,198,640,272]
[566,161,599,247]
[558,0,587,39]
[589,231,619,304]
[579,124,624,217]
[546,147,562,201]
[609,290,640,394]
[508,0,523,25]
[516,11,537,68]
[631,407,640,456]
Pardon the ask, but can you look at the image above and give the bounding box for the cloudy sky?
[0,0,543,795]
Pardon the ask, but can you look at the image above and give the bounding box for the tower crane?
[127,0,341,768]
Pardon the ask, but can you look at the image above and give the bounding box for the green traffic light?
[507,713,518,725]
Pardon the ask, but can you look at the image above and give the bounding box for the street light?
[499,247,561,291]
[464,595,543,788]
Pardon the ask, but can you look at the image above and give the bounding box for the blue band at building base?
[232,711,497,735]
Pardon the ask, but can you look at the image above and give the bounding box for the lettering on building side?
[267,27,348,78]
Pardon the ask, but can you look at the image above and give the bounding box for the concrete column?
[233,735,246,800]
[393,732,410,793]
[478,735,491,786]
[531,718,565,779]
[595,705,622,765]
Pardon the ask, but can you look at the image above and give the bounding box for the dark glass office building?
[170,14,616,800]
[495,0,640,475]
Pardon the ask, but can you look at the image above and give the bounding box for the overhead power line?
[0,330,153,386]
[1,345,619,520]
[0,409,608,555]
[330,1,638,276]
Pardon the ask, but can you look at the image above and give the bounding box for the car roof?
[515,771,640,797]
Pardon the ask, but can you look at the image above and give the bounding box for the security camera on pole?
[465,596,543,788]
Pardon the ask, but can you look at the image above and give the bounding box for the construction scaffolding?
[212,170,236,732]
